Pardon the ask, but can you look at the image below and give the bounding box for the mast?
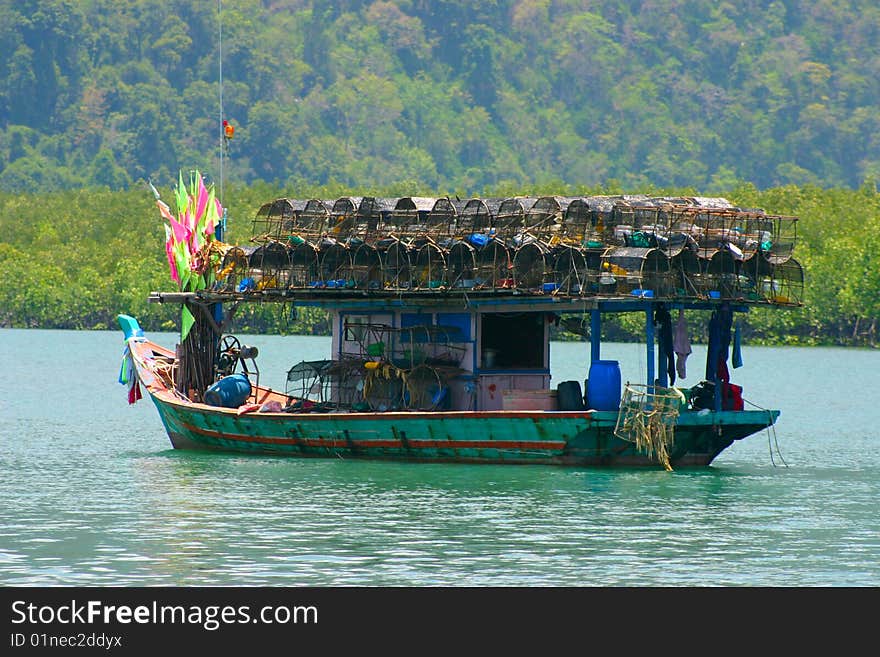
[212,0,226,345]
[217,0,226,240]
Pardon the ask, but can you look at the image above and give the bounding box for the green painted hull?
[149,389,776,467]
[125,334,778,468]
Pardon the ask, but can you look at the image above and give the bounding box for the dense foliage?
[1,182,878,347]
[0,0,879,193]
[0,1,877,345]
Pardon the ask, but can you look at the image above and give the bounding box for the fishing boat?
[118,180,803,470]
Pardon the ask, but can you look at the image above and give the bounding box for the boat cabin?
[327,305,552,412]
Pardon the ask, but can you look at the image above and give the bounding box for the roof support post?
[590,309,601,362]
[645,306,655,390]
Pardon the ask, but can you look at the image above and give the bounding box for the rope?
[744,396,788,468]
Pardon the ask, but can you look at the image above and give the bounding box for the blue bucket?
[587,360,621,411]
[204,374,252,408]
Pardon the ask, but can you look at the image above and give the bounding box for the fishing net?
[614,384,685,471]
[363,363,406,411]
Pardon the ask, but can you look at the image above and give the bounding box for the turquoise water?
[1,328,878,586]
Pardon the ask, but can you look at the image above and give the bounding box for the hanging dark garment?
[707,304,733,384]
[718,303,732,384]
[706,311,722,383]
[732,322,743,368]
[654,306,675,385]
[674,309,692,380]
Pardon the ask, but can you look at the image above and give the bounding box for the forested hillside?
[0,1,878,346]
[0,0,878,192]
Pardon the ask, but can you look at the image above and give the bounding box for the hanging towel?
[732,323,743,368]
[673,309,692,380]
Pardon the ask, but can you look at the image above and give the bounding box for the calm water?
[1,328,878,586]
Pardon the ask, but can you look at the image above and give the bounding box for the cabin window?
[342,314,391,342]
[480,312,545,369]
[436,312,471,341]
[400,313,431,328]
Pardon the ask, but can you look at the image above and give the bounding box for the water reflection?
[1,329,879,585]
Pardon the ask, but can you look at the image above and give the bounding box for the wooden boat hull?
[127,337,778,468]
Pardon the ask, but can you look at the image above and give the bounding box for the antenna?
[216,0,227,242]
[218,0,224,207]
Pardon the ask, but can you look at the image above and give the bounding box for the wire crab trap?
[402,364,451,411]
[524,196,564,242]
[702,244,757,300]
[474,239,513,288]
[315,238,350,288]
[652,222,697,260]
[614,383,685,471]
[664,205,705,255]
[355,196,394,241]
[363,364,406,411]
[747,255,804,305]
[381,238,413,289]
[328,196,362,241]
[285,359,367,412]
[688,207,745,252]
[585,196,619,245]
[512,239,552,292]
[550,244,589,294]
[457,197,500,240]
[297,198,331,243]
[390,324,431,369]
[391,324,467,370]
[288,240,320,289]
[623,199,678,249]
[390,197,436,239]
[671,246,710,299]
[707,208,764,261]
[328,358,370,410]
[759,214,798,265]
[348,241,382,290]
[285,359,335,409]
[597,247,674,297]
[412,240,447,289]
[624,200,656,234]
[216,245,256,292]
[247,240,293,291]
[251,198,304,242]
[495,197,534,242]
[427,197,462,242]
[342,320,391,361]
[559,198,597,246]
[606,200,637,246]
[447,239,477,288]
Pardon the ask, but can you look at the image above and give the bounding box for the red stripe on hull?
[178,420,566,451]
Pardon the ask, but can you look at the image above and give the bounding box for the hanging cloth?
[654,306,675,385]
[118,343,142,405]
[706,311,721,382]
[673,309,692,380]
[732,322,743,368]
[706,306,733,387]
[717,304,733,384]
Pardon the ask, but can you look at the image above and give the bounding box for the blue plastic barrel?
[587,360,621,411]
[204,374,252,408]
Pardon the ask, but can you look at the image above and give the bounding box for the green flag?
[181,305,195,342]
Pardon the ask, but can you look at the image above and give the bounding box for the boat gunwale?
[127,337,779,426]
